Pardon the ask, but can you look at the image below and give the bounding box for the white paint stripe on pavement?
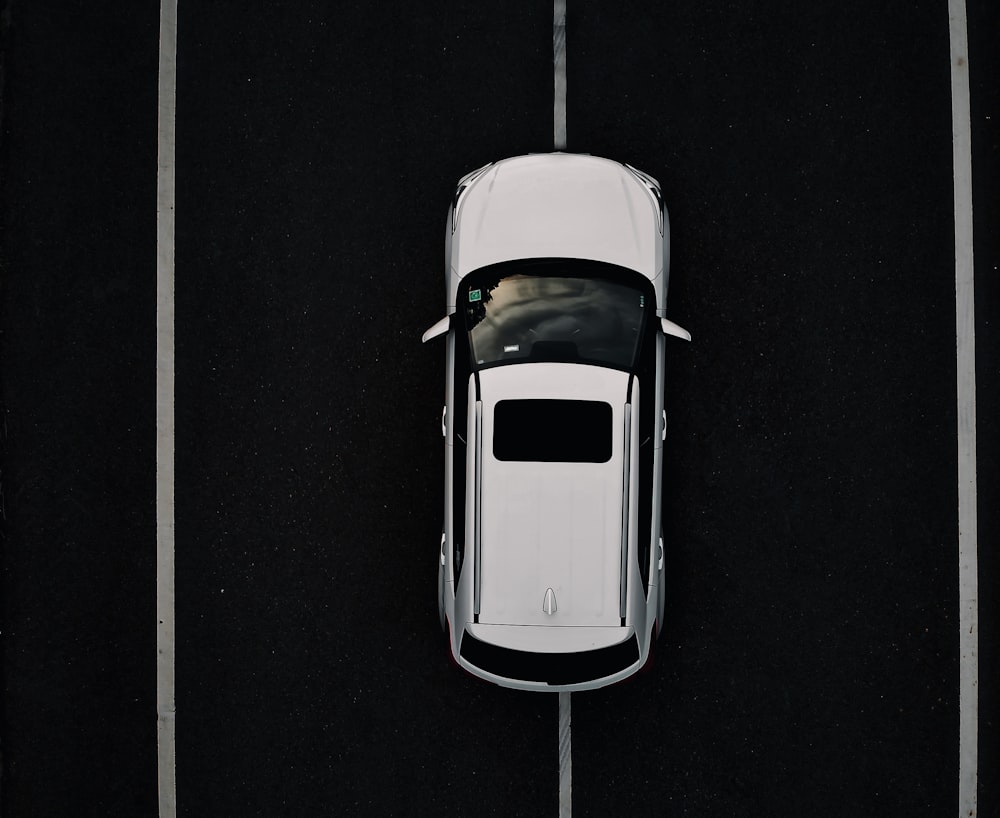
[948,1,978,815]
[559,692,572,817]
[156,0,178,815]
[553,0,567,150]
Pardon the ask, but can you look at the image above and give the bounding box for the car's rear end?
[444,362,654,692]
[457,625,642,690]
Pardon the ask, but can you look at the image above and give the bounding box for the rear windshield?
[493,399,612,463]
[460,631,640,685]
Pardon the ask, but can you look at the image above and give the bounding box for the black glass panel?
[459,258,654,374]
[493,399,612,463]
[460,631,640,685]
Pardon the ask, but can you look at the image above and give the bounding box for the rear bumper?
[455,624,644,692]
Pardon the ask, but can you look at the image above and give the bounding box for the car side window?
[451,330,471,581]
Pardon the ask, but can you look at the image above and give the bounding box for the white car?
[423,153,689,691]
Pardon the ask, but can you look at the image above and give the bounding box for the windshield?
[463,262,651,372]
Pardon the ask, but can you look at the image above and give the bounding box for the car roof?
[476,363,630,628]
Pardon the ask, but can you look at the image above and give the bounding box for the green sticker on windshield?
[469,289,482,302]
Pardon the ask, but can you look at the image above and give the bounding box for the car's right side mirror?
[660,317,691,342]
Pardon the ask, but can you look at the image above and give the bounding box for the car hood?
[452,154,661,279]
[476,363,630,628]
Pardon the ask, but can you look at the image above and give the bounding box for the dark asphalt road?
[1,1,997,816]
[1,3,159,815]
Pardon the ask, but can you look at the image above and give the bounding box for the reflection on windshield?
[465,274,647,371]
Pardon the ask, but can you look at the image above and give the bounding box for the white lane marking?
[949,1,978,815]
[156,0,178,815]
[553,0,567,150]
[559,692,572,817]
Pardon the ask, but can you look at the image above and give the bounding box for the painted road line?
[156,0,178,815]
[948,0,978,815]
[553,0,567,150]
[559,691,572,817]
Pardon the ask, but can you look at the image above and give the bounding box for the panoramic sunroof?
[492,399,612,463]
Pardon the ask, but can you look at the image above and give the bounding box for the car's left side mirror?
[660,317,691,342]
[421,315,452,343]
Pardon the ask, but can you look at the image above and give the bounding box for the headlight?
[452,162,494,233]
[624,164,664,236]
